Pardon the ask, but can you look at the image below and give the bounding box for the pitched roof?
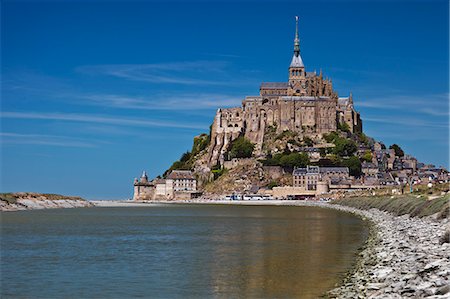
[290,53,304,68]
[167,170,195,180]
[260,82,288,89]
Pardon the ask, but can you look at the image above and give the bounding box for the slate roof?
[167,170,195,180]
[293,166,349,176]
[290,53,304,67]
[260,82,288,89]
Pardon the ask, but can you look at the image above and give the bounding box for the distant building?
[133,170,199,200]
[293,166,349,191]
[166,170,197,193]
[133,171,154,200]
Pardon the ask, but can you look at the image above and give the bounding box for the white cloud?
[363,116,448,128]
[75,61,235,85]
[356,93,449,117]
[1,111,207,130]
[79,93,242,110]
[0,132,97,148]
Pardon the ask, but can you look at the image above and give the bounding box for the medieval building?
[133,170,198,200]
[207,17,362,168]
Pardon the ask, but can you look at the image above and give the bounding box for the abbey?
[207,17,362,167]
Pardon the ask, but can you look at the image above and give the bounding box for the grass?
[333,194,449,219]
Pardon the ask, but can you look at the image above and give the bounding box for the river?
[1,204,368,298]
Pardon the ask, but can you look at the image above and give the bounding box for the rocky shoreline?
[323,203,450,298]
[0,193,93,211]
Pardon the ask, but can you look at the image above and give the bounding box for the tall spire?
[294,16,300,57]
[290,16,304,68]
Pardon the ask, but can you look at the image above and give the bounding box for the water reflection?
[1,205,367,299]
[203,206,367,298]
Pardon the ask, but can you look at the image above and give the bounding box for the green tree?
[361,150,373,162]
[279,152,310,168]
[261,152,310,168]
[180,151,191,163]
[323,131,339,143]
[389,144,404,157]
[191,134,209,155]
[342,156,362,177]
[358,132,370,146]
[229,137,255,159]
[302,136,314,147]
[333,138,357,157]
[338,122,350,133]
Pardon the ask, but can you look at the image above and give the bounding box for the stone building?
[293,166,350,191]
[133,170,198,200]
[133,171,154,200]
[166,170,197,193]
[207,17,362,168]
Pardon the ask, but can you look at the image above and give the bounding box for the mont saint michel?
[133,17,447,202]
[1,2,449,299]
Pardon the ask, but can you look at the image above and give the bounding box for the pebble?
[319,202,450,298]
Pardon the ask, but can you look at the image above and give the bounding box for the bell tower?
[287,16,307,96]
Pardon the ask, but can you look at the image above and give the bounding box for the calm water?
[1,205,368,298]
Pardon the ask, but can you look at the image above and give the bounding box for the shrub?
[228,137,254,159]
[262,152,310,169]
[275,130,297,141]
[267,181,278,189]
[192,134,209,155]
[333,138,357,157]
[361,150,373,162]
[389,144,405,157]
[211,164,227,180]
[342,156,362,177]
[180,151,191,163]
[323,131,339,143]
[338,122,350,133]
[302,136,314,147]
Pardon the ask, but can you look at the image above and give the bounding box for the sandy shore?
[89,200,161,207]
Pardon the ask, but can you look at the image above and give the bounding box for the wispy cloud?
[1,111,207,130]
[75,61,237,85]
[0,132,97,148]
[364,116,448,128]
[79,93,242,110]
[357,93,449,117]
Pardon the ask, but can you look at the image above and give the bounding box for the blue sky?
[1,0,448,199]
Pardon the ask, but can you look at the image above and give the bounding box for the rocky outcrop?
[203,159,291,196]
[1,192,93,211]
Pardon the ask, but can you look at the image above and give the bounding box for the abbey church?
[207,17,362,167]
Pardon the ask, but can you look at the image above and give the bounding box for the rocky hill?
[161,123,383,196]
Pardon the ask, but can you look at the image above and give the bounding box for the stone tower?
[287,16,307,96]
